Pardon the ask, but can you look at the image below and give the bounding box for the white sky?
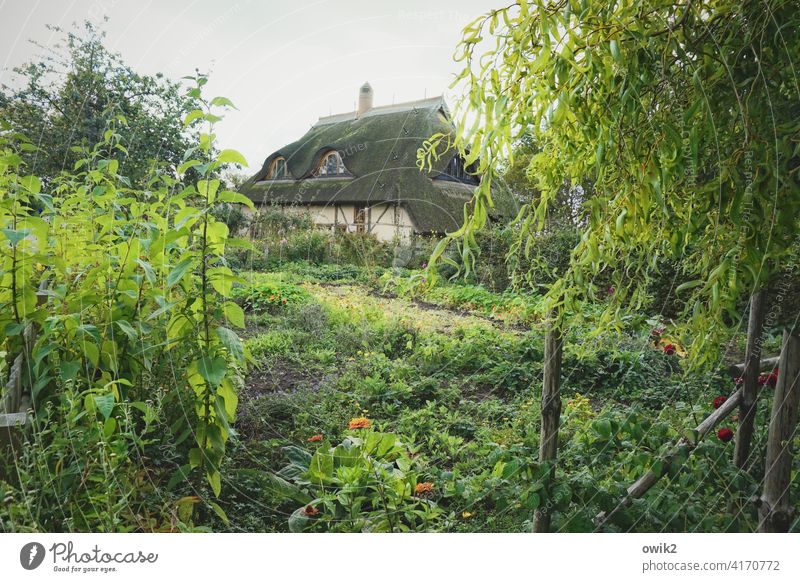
[0,0,499,174]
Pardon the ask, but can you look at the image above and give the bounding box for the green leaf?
[306,447,334,484]
[197,356,226,387]
[198,179,220,203]
[115,320,138,341]
[60,360,81,383]
[283,445,312,469]
[208,266,241,296]
[217,149,248,167]
[593,419,613,439]
[189,447,203,469]
[177,159,202,175]
[217,190,255,209]
[19,175,42,194]
[2,228,30,246]
[183,109,205,127]
[167,464,192,490]
[265,472,312,504]
[609,39,621,63]
[210,96,237,109]
[209,501,230,525]
[222,301,245,328]
[675,279,703,294]
[94,393,115,420]
[216,327,244,363]
[135,259,156,283]
[207,470,222,497]
[288,506,310,533]
[167,256,195,287]
[103,417,117,438]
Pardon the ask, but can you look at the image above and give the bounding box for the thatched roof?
[239,94,517,234]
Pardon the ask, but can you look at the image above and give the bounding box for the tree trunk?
[734,290,766,468]
[533,315,563,533]
[759,329,800,533]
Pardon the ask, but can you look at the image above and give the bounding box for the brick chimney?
[357,82,373,116]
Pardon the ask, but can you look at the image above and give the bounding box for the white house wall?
[251,202,414,242]
[369,203,413,241]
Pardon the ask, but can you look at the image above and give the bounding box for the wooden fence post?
[758,328,800,532]
[533,312,563,533]
[734,290,766,468]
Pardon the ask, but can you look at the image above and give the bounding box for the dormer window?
[442,155,479,185]
[266,156,288,180]
[314,150,349,177]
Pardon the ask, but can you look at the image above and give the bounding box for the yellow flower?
[348,417,371,430]
[462,511,473,519]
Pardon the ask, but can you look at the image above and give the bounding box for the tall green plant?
[0,75,252,530]
[168,73,254,505]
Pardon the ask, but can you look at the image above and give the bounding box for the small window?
[266,157,288,180]
[314,150,348,177]
[354,204,367,233]
[443,155,479,185]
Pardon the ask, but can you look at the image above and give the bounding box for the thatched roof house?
[239,83,516,241]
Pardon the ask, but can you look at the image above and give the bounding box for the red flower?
[755,368,779,387]
[662,344,676,356]
[767,368,779,387]
[307,434,323,442]
[303,504,319,517]
[717,428,734,442]
[734,376,744,385]
[713,396,726,409]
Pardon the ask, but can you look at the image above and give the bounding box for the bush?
[231,278,309,313]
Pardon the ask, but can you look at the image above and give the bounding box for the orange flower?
[307,434,323,442]
[303,504,319,517]
[414,482,434,496]
[348,417,371,430]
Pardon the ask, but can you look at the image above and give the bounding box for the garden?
[1,1,799,535]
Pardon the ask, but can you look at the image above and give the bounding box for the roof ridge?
[314,95,446,127]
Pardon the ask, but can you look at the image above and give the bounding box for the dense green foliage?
[421,0,800,364]
[217,262,795,532]
[0,75,249,530]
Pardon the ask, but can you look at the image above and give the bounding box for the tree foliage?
[0,21,198,184]
[420,0,800,365]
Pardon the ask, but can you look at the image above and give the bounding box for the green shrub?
[231,278,309,313]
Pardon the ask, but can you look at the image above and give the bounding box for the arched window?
[314,150,348,177]
[266,156,288,180]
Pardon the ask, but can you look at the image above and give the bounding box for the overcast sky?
[0,0,499,173]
